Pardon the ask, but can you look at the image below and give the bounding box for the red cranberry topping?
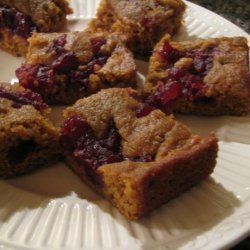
[52,52,79,73]
[158,41,184,64]
[135,103,156,118]
[90,37,107,55]
[68,70,89,94]
[147,42,214,113]
[0,86,48,112]
[0,5,36,38]
[60,116,123,185]
[16,64,54,96]
[60,116,154,184]
[187,48,214,76]
[53,34,67,55]
[67,56,108,92]
[127,89,156,118]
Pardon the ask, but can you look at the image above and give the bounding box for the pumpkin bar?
[0,83,60,178]
[144,35,250,115]
[0,0,72,56]
[86,0,186,58]
[60,88,218,220]
[16,31,137,105]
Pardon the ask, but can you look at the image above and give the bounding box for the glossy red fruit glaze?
[0,86,48,112]
[53,34,67,54]
[60,116,123,184]
[135,103,156,118]
[16,64,54,95]
[52,52,79,73]
[90,37,107,55]
[0,5,36,38]
[158,41,184,64]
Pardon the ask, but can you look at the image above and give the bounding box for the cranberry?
[158,41,184,64]
[87,56,108,71]
[53,34,67,55]
[52,52,79,73]
[16,64,54,95]
[0,86,48,112]
[0,5,36,38]
[60,116,92,150]
[90,37,106,55]
[135,103,156,118]
[60,116,123,185]
[68,70,89,93]
[187,49,213,76]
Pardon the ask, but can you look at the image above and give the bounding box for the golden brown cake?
[0,82,60,178]
[86,0,186,58]
[60,88,218,220]
[0,0,72,56]
[144,35,250,116]
[16,31,137,105]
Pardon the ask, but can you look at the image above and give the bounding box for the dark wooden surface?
[188,0,250,249]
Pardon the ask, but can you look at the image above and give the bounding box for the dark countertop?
[189,0,250,34]
[189,1,250,249]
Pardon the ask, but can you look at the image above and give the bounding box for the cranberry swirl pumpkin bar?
[0,83,60,178]
[86,0,186,58]
[0,0,72,56]
[60,88,218,220]
[144,35,250,115]
[16,31,137,105]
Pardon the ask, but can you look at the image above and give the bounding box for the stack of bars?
[0,0,249,220]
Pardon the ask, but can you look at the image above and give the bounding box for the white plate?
[0,1,250,249]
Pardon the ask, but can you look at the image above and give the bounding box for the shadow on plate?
[0,166,241,249]
[94,177,241,250]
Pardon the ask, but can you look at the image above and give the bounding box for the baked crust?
[0,83,60,178]
[86,0,186,58]
[144,35,250,115]
[61,88,218,220]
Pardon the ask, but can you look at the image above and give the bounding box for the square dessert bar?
[86,0,186,58]
[0,83,60,178]
[144,35,250,115]
[0,0,72,56]
[16,31,137,105]
[60,88,218,220]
